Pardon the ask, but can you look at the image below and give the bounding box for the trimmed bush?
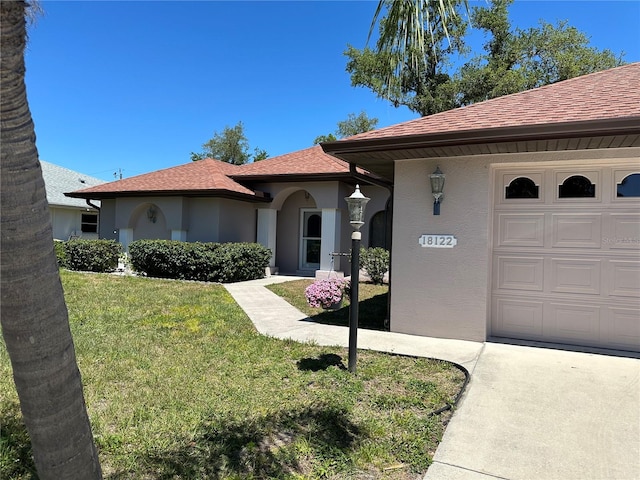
[216,242,273,283]
[64,239,121,273]
[128,240,271,283]
[54,240,68,267]
[359,247,390,285]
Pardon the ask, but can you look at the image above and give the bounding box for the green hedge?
[64,239,121,273]
[359,247,390,285]
[128,240,271,283]
[54,240,67,267]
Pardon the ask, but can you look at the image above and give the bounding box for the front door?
[300,210,321,271]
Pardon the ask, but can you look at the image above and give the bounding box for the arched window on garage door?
[617,173,640,197]
[559,175,596,198]
[505,176,539,199]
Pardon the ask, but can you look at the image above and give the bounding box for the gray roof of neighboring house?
[40,161,106,209]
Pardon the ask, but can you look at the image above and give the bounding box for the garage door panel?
[608,307,640,349]
[550,258,601,295]
[493,297,544,338]
[497,214,545,247]
[548,303,601,342]
[608,214,640,250]
[496,256,544,291]
[609,261,640,298]
[493,164,639,352]
[552,214,602,248]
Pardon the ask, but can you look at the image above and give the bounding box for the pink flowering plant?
[304,278,349,309]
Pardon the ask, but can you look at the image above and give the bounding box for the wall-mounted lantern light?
[147,206,157,223]
[430,166,445,215]
[344,184,370,374]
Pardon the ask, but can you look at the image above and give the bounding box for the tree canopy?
[352,0,624,116]
[313,111,379,144]
[191,121,268,164]
[456,0,624,106]
[348,0,469,116]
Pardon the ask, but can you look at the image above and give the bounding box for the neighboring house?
[322,63,640,353]
[41,161,105,240]
[66,146,391,277]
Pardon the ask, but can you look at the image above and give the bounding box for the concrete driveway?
[425,342,640,480]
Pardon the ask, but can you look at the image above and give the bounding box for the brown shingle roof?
[231,145,353,177]
[345,63,640,141]
[67,146,378,200]
[67,158,256,198]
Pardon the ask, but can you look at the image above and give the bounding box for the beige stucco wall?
[390,147,640,342]
[187,198,220,242]
[218,198,256,243]
[96,196,256,245]
[98,199,117,240]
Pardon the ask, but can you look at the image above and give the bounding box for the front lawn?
[0,272,464,479]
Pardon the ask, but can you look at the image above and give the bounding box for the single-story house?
[41,161,105,240]
[66,146,392,276]
[322,63,640,353]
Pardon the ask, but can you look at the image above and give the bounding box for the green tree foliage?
[253,147,269,161]
[457,0,624,105]
[369,0,465,98]
[313,133,338,144]
[313,111,379,144]
[191,121,268,164]
[355,0,624,116]
[337,111,380,137]
[347,0,469,116]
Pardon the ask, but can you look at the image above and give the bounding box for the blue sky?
[25,1,640,181]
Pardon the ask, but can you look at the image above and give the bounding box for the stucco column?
[171,229,187,241]
[320,208,341,273]
[119,228,134,252]
[257,208,277,268]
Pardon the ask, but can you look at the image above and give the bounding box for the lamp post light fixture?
[430,166,445,215]
[345,184,370,373]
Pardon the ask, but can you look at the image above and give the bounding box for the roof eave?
[230,171,392,188]
[65,189,272,203]
[321,117,640,157]
[229,172,361,185]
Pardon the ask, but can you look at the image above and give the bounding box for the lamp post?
[345,184,370,373]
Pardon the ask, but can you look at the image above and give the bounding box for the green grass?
[1,271,465,479]
[267,279,390,331]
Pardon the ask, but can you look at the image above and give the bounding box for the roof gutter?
[322,117,640,156]
[86,199,100,211]
[230,170,394,190]
[65,190,272,203]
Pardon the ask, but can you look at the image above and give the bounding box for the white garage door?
[491,162,640,352]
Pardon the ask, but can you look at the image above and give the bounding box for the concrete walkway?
[225,276,640,480]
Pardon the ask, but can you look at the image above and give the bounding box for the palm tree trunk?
[0,2,102,478]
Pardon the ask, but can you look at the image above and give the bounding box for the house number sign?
[419,234,457,248]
